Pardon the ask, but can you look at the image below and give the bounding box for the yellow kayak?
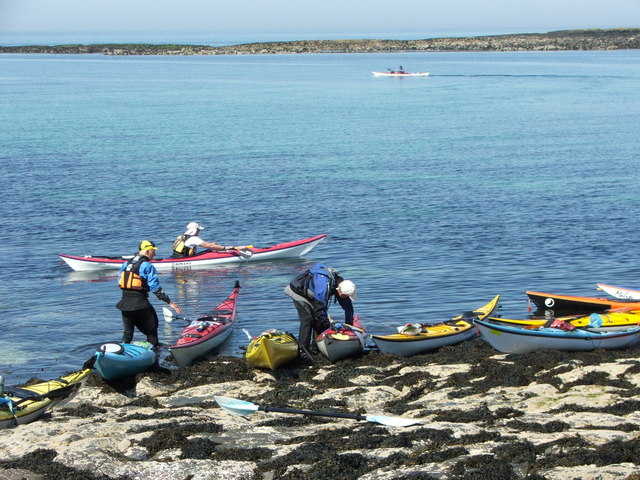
[490,310,640,328]
[246,330,299,370]
[371,295,500,356]
[0,368,90,429]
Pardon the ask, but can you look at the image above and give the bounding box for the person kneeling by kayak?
[284,263,357,352]
[117,240,181,347]
[172,222,234,257]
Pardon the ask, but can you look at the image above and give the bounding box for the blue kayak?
[92,342,156,380]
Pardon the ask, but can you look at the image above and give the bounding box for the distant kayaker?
[172,222,234,257]
[116,240,182,347]
[398,66,406,73]
[284,264,357,352]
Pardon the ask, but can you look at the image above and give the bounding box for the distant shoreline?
[1,28,638,55]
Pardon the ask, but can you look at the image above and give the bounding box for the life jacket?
[290,264,341,308]
[118,255,150,291]
[173,234,196,257]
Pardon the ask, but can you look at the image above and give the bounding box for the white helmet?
[337,280,358,301]
[185,222,203,236]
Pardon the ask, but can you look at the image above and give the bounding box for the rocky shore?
[1,338,640,480]
[1,29,639,55]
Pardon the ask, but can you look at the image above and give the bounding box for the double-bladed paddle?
[162,307,234,323]
[162,307,189,323]
[214,395,421,427]
[226,245,254,259]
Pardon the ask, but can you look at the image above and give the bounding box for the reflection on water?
[63,271,118,285]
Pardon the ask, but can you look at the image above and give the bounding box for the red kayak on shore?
[169,281,240,366]
[315,316,367,362]
[59,234,327,272]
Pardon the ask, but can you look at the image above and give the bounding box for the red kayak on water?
[59,234,327,272]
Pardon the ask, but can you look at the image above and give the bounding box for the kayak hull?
[169,282,240,366]
[93,343,157,380]
[246,330,299,370]
[0,369,90,429]
[526,290,640,315]
[597,283,640,300]
[59,234,327,272]
[490,310,640,328]
[372,71,429,77]
[315,316,367,363]
[371,295,500,356]
[476,319,640,354]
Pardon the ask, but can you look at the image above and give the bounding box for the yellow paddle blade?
[332,333,350,340]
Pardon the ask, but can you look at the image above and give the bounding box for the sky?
[1,0,639,35]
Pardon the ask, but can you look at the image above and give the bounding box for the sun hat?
[139,240,157,251]
[185,222,204,236]
[337,280,358,301]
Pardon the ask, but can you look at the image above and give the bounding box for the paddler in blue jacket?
[116,240,181,347]
[284,264,357,352]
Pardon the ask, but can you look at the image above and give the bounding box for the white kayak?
[59,234,327,272]
[372,71,429,77]
[597,283,640,300]
[315,316,367,363]
[476,318,640,354]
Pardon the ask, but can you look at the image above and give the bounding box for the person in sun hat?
[172,222,234,258]
[284,263,357,351]
[116,240,181,347]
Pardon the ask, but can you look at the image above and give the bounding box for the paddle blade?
[366,415,423,428]
[162,306,174,322]
[235,247,253,259]
[215,395,259,416]
[82,355,97,370]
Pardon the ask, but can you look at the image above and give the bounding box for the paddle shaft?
[259,405,366,421]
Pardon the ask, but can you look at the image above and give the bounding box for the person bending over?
[284,263,357,351]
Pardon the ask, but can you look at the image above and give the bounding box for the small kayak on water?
[372,71,429,77]
[59,234,327,272]
[169,281,240,366]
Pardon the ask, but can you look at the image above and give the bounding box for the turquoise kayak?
[92,342,156,380]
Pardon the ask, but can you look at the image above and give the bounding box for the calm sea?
[1,40,639,384]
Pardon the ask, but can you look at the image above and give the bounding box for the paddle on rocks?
[214,395,422,427]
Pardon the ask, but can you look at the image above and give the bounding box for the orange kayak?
[526,290,640,315]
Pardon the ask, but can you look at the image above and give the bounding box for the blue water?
[1,47,639,384]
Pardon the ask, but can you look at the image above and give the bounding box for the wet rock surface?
[1,338,640,479]
[1,29,638,55]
